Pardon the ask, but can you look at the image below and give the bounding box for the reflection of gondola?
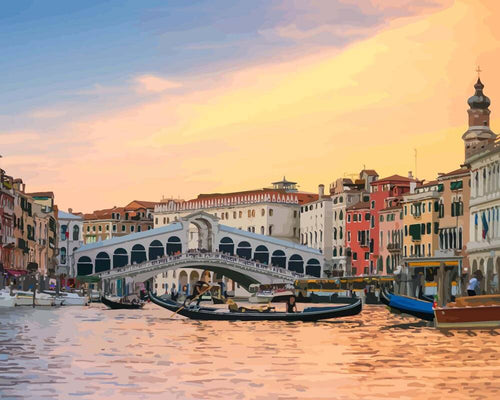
[149,291,362,321]
[101,296,144,310]
[380,288,434,321]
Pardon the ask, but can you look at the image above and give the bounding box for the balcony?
[387,243,401,253]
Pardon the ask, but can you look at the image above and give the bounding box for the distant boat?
[380,288,434,321]
[101,296,144,310]
[43,290,88,306]
[434,294,500,329]
[148,291,362,322]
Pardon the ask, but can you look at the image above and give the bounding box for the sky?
[1,0,499,212]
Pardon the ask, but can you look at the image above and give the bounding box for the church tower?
[462,73,497,160]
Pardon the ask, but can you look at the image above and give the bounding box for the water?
[1,303,500,400]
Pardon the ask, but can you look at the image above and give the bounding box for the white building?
[57,210,84,277]
[464,77,500,293]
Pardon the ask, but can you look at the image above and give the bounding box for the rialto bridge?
[74,211,324,289]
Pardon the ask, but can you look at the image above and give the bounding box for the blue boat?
[380,289,434,321]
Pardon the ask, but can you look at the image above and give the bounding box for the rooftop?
[347,201,370,211]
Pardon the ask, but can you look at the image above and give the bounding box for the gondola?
[148,291,362,321]
[380,288,434,321]
[101,296,144,310]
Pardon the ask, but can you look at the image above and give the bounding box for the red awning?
[5,269,28,277]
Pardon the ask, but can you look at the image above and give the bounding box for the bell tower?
[462,67,496,160]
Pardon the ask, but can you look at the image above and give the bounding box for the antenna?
[414,148,418,178]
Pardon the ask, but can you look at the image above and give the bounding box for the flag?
[482,212,489,239]
[65,231,69,239]
[475,214,478,226]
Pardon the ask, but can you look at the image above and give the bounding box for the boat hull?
[380,289,434,321]
[101,296,144,310]
[149,291,362,321]
[434,305,500,329]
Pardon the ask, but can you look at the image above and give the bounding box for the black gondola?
[101,296,144,310]
[148,291,362,321]
[380,288,434,321]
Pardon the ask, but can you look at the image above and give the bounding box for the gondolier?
[184,280,211,306]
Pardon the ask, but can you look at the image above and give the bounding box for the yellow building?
[402,181,441,259]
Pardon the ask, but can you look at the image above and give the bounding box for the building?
[463,77,500,293]
[57,209,84,277]
[402,181,441,259]
[153,178,317,245]
[369,174,416,274]
[436,168,470,268]
[378,197,404,275]
[83,200,155,244]
[346,201,371,275]
[299,185,333,271]
[330,176,367,274]
[0,171,15,273]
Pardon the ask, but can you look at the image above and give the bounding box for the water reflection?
[0,304,499,399]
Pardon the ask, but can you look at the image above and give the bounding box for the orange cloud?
[134,75,182,93]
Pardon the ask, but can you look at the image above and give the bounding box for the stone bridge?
[74,211,324,286]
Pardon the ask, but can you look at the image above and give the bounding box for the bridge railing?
[95,251,308,279]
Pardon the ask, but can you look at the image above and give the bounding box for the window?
[437,183,444,192]
[261,209,265,216]
[269,225,273,235]
[365,213,370,221]
[404,206,407,216]
[348,231,351,242]
[121,225,126,232]
[137,226,141,232]
[426,223,431,234]
[339,211,343,220]
[364,252,369,260]
[371,200,375,209]
[131,225,135,232]
[352,252,357,260]
[353,214,358,222]
[155,218,158,225]
[450,180,463,190]
[261,226,265,234]
[248,210,252,218]
[348,214,351,222]
[339,227,343,239]
[252,210,256,217]
[98,225,102,232]
[163,217,166,224]
[239,211,243,218]
[339,196,343,203]
[270,209,274,217]
[113,225,117,232]
[370,216,375,229]
[233,211,237,219]
[380,215,384,222]
[105,225,109,231]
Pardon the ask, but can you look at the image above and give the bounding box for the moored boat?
[434,294,500,329]
[148,291,362,321]
[43,290,88,306]
[248,283,295,304]
[380,288,434,321]
[0,290,17,307]
[15,291,57,306]
[101,296,144,310]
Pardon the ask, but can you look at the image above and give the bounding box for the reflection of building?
[463,77,500,293]
[83,200,155,244]
[57,210,84,277]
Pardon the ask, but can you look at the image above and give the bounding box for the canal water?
[1,303,500,400]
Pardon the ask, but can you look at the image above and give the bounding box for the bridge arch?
[131,244,147,264]
[77,256,93,276]
[113,248,128,268]
[271,250,286,268]
[178,270,188,291]
[219,237,234,255]
[95,251,111,273]
[306,258,321,277]
[253,245,269,264]
[149,240,164,260]
[236,241,252,260]
[288,254,304,274]
[167,236,182,255]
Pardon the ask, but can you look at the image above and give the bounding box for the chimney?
[318,184,325,199]
[408,171,413,179]
[68,208,73,214]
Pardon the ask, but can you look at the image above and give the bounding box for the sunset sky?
[1,0,499,212]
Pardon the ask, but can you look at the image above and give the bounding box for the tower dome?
[467,78,490,109]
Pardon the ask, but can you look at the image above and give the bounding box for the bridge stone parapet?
[95,252,308,288]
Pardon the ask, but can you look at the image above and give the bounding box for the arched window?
[261,209,265,216]
[149,240,164,260]
[339,227,343,240]
[166,236,182,255]
[95,251,111,273]
[77,256,93,276]
[236,241,252,260]
[333,247,337,257]
[219,237,234,255]
[339,247,343,256]
[260,226,265,235]
[271,250,286,268]
[288,254,304,274]
[339,210,343,220]
[131,244,147,264]
[113,248,128,268]
[306,259,321,277]
[60,224,68,241]
[253,245,269,264]
[333,227,337,240]
[269,225,273,236]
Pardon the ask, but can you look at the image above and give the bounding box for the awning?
[5,269,28,277]
[407,260,459,267]
[76,275,101,283]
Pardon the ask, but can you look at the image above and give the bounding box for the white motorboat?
[15,291,56,306]
[0,290,17,307]
[248,283,295,304]
[43,290,88,306]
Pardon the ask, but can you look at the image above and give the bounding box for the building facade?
[0,171,15,271]
[378,198,403,275]
[57,210,84,277]
[346,201,371,275]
